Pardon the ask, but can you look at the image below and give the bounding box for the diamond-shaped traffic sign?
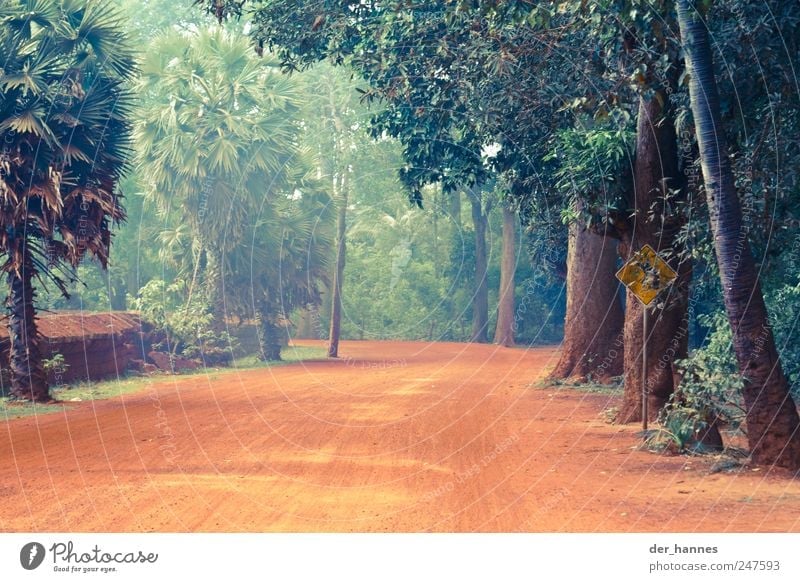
[616,244,677,306]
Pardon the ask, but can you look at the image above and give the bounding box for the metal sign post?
[642,306,648,431]
[615,244,678,434]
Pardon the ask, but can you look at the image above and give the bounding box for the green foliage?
[130,279,177,332]
[130,279,238,362]
[42,353,68,375]
[0,0,136,287]
[649,312,746,453]
[121,0,210,41]
[135,26,303,245]
[343,205,451,340]
[546,123,635,224]
[656,281,800,452]
[677,312,743,400]
[645,409,708,454]
[766,284,800,392]
[38,263,111,311]
[134,25,332,349]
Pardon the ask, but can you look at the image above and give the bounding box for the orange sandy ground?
[1,341,798,532]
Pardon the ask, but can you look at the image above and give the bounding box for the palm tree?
[136,27,303,319]
[136,27,332,360]
[676,0,800,468]
[0,0,135,402]
[227,176,334,360]
[311,66,355,359]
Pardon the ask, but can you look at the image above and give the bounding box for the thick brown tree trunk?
[677,0,800,468]
[616,93,690,423]
[7,247,49,402]
[494,206,517,347]
[327,174,347,358]
[469,188,489,343]
[550,222,624,382]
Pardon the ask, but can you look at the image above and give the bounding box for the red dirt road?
[1,341,799,532]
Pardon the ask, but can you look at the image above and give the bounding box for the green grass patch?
[0,400,64,420]
[529,376,623,395]
[0,344,327,422]
[231,345,326,369]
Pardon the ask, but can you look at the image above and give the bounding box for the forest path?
[1,340,798,532]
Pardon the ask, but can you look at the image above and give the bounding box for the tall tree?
[226,182,334,361]
[286,63,362,357]
[618,89,691,421]
[522,0,691,415]
[676,0,800,468]
[468,187,490,343]
[0,0,136,401]
[544,126,631,382]
[328,172,347,357]
[552,221,624,381]
[319,70,352,358]
[541,0,691,418]
[135,27,303,332]
[494,203,517,347]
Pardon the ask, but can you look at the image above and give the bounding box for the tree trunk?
[494,205,517,347]
[446,191,463,340]
[204,250,226,332]
[184,247,204,314]
[550,222,624,382]
[677,0,800,468]
[257,301,283,361]
[295,305,315,340]
[469,187,489,343]
[105,270,126,311]
[616,92,691,423]
[327,174,347,358]
[7,247,49,402]
[450,189,462,229]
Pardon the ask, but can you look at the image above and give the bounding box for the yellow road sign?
[616,244,678,306]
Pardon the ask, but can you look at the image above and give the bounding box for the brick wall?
[0,312,144,386]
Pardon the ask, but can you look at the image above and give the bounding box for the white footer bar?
[1,533,797,581]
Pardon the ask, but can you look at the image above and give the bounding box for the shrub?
[766,283,800,398]
[42,353,69,375]
[647,312,745,454]
[130,279,238,365]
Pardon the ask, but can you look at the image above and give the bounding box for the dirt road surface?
[1,341,798,532]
